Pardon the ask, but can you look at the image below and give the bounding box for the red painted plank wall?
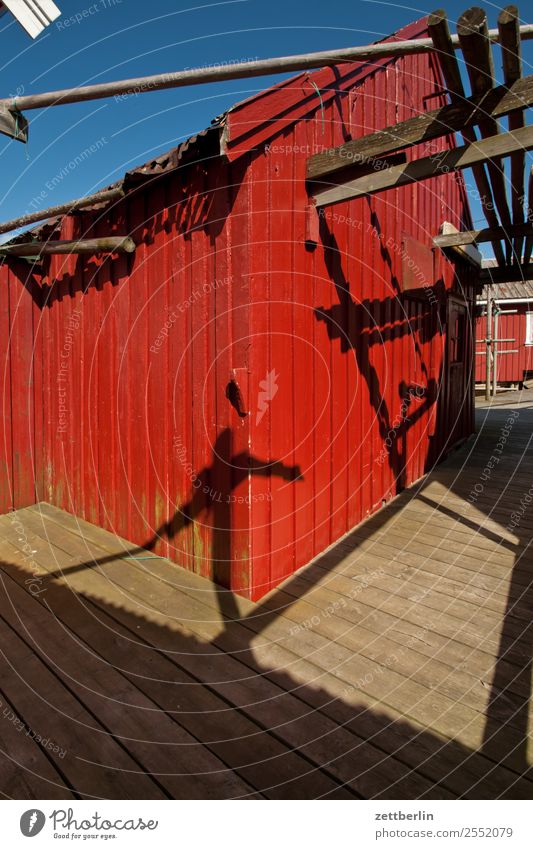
[244,50,476,596]
[0,260,43,514]
[1,23,476,600]
[36,155,254,592]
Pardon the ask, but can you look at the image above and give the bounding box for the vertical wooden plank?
[0,261,13,513]
[127,190,149,545]
[144,182,170,558]
[248,147,273,596]
[292,118,316,570]
[60,215,83,516]
[329,196,348,540]
[208,162,234,589]
[168,172,195,576]
[70,212,97,524]
[268,134,296,591]
[189,163,212,580]
[313,109,335,550]
[9,262,36,508]
[94,208,118,535]
[345,52,365,444]
[346,163,363,530]
[112,197,133,542]
[371,68,387,510]
[31,261,44,506]
[228,157,252,596]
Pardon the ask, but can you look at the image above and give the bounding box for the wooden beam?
[433,222,483,266]
[524,167,533,265]
[0,237,136,257]
[428,9,505,265]
[1,23,533,113]
[433,220,533,247]
[480,263,533,282]
[312,125,533,207]
[306,73,533,180]
[0,188,124,236]
[457,7,513,245]
[499,5,526,263]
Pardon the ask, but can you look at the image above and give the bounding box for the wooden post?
[428,10,505,265]
[492,308,499,396]
[485,286,492,401]
[498,5,525,263]
[457,7,513,257]
[524,167,533,266]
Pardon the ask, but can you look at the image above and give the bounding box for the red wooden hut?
[0,16,478,600]
[475,279,533,389]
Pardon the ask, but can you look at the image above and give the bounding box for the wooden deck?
[1,396,533,799]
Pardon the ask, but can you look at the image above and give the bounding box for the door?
[446,295,471,449]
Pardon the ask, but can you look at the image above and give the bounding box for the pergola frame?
[0,3,531,280]
[307,5,533,278]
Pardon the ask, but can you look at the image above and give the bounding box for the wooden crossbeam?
[0,237,136,257]
[499,5,526,263]
[434,221,533,247]
[1,22,533,114]
[0,188,125,236]
[434,223,483,266]
[428,9,505,265]
[306,74,533,180]
[312,125,533,207]
[458,7,513,245]
[480,263,533,282]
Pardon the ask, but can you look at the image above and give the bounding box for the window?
[526,312,533,346]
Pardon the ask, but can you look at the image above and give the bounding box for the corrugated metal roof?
[480,259,533,299]
[122,120,223,186]
[484,281,533,299]
[6,121,223,244]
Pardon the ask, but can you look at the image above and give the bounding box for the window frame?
[526,312,533,346]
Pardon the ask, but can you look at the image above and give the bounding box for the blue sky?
[0,0,532,253]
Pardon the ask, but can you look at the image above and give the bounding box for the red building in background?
[476,279,533,389]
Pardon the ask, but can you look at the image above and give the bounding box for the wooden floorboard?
[0,397,532,798]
